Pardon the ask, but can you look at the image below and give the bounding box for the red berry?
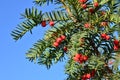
[91,69,96,77]
[86,73,91,79]
[53,42,59,47]
[94,2,99,7]
[79,58,84,63]
[84,23,91,28]
[73,56,80,62]
[81,74,86,80]
[49,21,54,26]
[83,55,88,61]
[89,8,94,13]
[73,53,82,62]
[101,33,107,39]
[113,40,119,45]
[75,53,82,58]
[41,21,46,27]
[100,22,108,26]
[60,35,66,40]
[56,37,62,43]
[105,35,110,40]
[63,46,67,52]
[81,4,87,9]
[114,45,119,50]
[79,0,87,3]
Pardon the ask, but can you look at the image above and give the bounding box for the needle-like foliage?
[12,0,120,79]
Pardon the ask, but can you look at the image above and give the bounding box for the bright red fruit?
[105,35,110,40]
[73,54,82,62]
[81,75,86,80]
[73,56,79,62]
[83,55,88,61]
[79,57,84,63]
[53,42,59,47]
[94,2,99,7]
[41,21,46,27]
[79,0,87,3]
[101,33,107,39]
[89,8,94,13]
[86,73,91,79]
[49,21,54,26]
[84,23,91,28]
[114,40,119,45]
[56,37,62,43]
[75,53,82,58]
[60,35,66,40]
[114,45,119,50]
[81,4,87,9]
[100,22,108,26]
[63,46,67,52]
[91,69,96,77]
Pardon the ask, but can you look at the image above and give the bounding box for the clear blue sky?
[0,0,66,80]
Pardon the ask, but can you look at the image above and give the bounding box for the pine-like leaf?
[11,8,43,40]
[26,39,50,62]
[11,19,37,40]
[33,0,62,6]
[43,11,70,21]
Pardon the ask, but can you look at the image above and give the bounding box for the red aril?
[114,45,119,50]
[56,37,62,43]
[81,4,87,9]
[113,40,119,45]
[53,42,59,47]
[41,21,46,27]
[89,8,94,13]
[94,2,99,7]
[60,35,66,40]
[49,21,54,26]
[105,35,110,40]
[79,0,87,3]
[83,55,88,61]
[86,73,91,79]
[63,46,67,52]
[101,33,107,39]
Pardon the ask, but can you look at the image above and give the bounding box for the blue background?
[0,0,65,80]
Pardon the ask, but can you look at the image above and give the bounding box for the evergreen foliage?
[12,0,120,79]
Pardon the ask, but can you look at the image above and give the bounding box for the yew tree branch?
[60,0,77,22]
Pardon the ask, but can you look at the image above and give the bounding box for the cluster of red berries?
[73,53,88,64]
[79,0,99,14]
[79,0,88,9]
[89,2,99,13]
[81,69,96,80]
[84,21,108,29]
[101,34,120,50]
[81,73,91,80]
[101,33,110,40]
[41,21,54,27]
[53,35,66,47]
[113,39,119,50]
